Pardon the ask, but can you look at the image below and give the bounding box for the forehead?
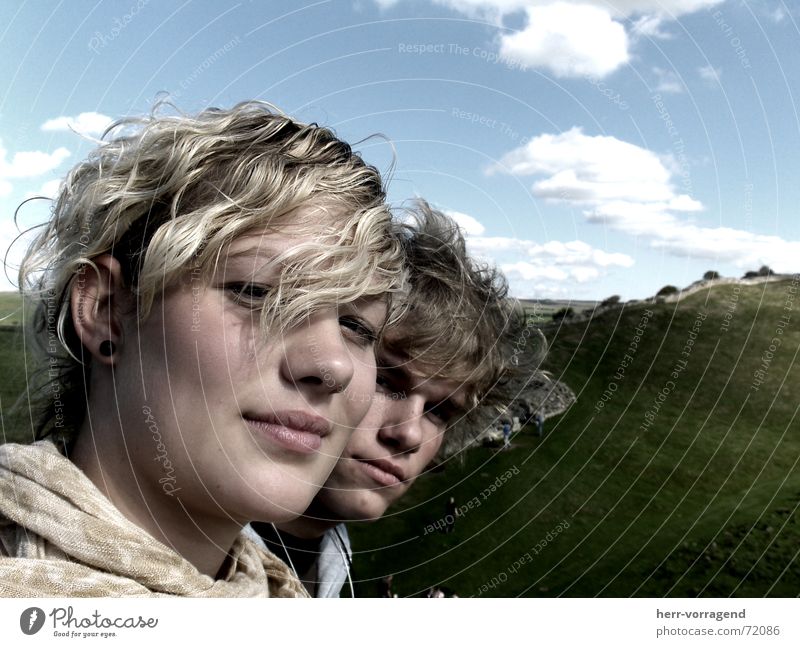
[223,206,338,254]
[222,230,306,266]
[219,213,345,276]
[219,223,388,316]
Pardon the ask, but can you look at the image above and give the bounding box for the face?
[115,216,385,526]
[313,348,467,521]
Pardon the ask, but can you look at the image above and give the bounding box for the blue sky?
[1,0,798,299]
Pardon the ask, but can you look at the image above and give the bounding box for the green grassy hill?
[350,278,800,597]
[0,292,36,445]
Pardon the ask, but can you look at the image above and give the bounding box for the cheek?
[345,361,378,420]
[341,407,383,457]
[185,306,257,389]
[323,460,357,492]
[416,430,444,472]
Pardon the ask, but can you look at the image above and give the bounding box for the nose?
[280,310,355,397]
[377,395,425,454]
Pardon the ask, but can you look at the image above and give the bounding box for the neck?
[275,501,341,539]
[71,418,240,579]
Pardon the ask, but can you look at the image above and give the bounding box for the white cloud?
[444,209,486,235]
[0,205,48,290]
[499,3,630,78]
[40,179,62,198]
[468,235,530,255]
[394,0,528,22]
[698,64,721,83]
[492,127,679,205]
[463,227,634,296]
[493,127,800,272]
[531,239,635,268]
[502,261,570,282]
[375,0,724,77]
[20,179,63,203]
[0,139,70,198]
[631,14,671,39]
[41,111,113,136]
[590,0,722,17]
[768,5,787,23]
[653,66,684,93]
[382,0,722,19]
[496,237,634,295]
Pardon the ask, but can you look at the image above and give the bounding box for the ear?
[70,254,129,365]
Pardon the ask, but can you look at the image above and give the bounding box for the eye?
[225,282,271,306]
[425,402,454,427]
[339,316,377,347]
[375,372,393,393]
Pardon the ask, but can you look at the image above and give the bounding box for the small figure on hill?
[502,421,512,449]
[534,411,545,438]
[445,496,457,533]
[379,574,394,598]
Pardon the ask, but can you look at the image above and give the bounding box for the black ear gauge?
[99,340,116,357]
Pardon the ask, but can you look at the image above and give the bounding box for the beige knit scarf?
[0,441,308,597]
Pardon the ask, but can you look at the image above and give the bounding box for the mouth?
[354,456,406,487]
[244,410,332,455]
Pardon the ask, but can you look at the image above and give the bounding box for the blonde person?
[0,102,404,597]
[255,203,541,596]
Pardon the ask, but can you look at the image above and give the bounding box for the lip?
[354,456,406,487]
[244,410,332,455]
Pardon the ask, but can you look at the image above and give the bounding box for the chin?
[353,494,395,523]
[245,487,319,525]
[324,491,391,523]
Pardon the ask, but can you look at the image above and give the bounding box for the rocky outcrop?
[505,374,576,422]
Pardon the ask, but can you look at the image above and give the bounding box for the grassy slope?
[0,291,52,446]
[0,292,36,444]
[349,279,800,597]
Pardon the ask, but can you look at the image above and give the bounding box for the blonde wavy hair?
[19,101,405,445]
[390,201,545,458]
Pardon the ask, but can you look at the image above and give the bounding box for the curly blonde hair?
[19,101,405,445]
[389,201,545,458]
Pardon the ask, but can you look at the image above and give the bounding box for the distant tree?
[552,307,575,322]
[600,295,622,307]
[758,265,774,277]
[703,270,720,281]
[743,271,759,279]
[656,285,679,297]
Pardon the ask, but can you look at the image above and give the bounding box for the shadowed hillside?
[350,277,800,597]
[0,291,34,444]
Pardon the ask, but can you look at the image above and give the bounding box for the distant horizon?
[2,267,795,306]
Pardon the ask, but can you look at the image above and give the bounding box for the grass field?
[1,282,797,597]
[0,326,38,446]
[0,291,25,327]
[349,278,800,596]
[518,297,599,323]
